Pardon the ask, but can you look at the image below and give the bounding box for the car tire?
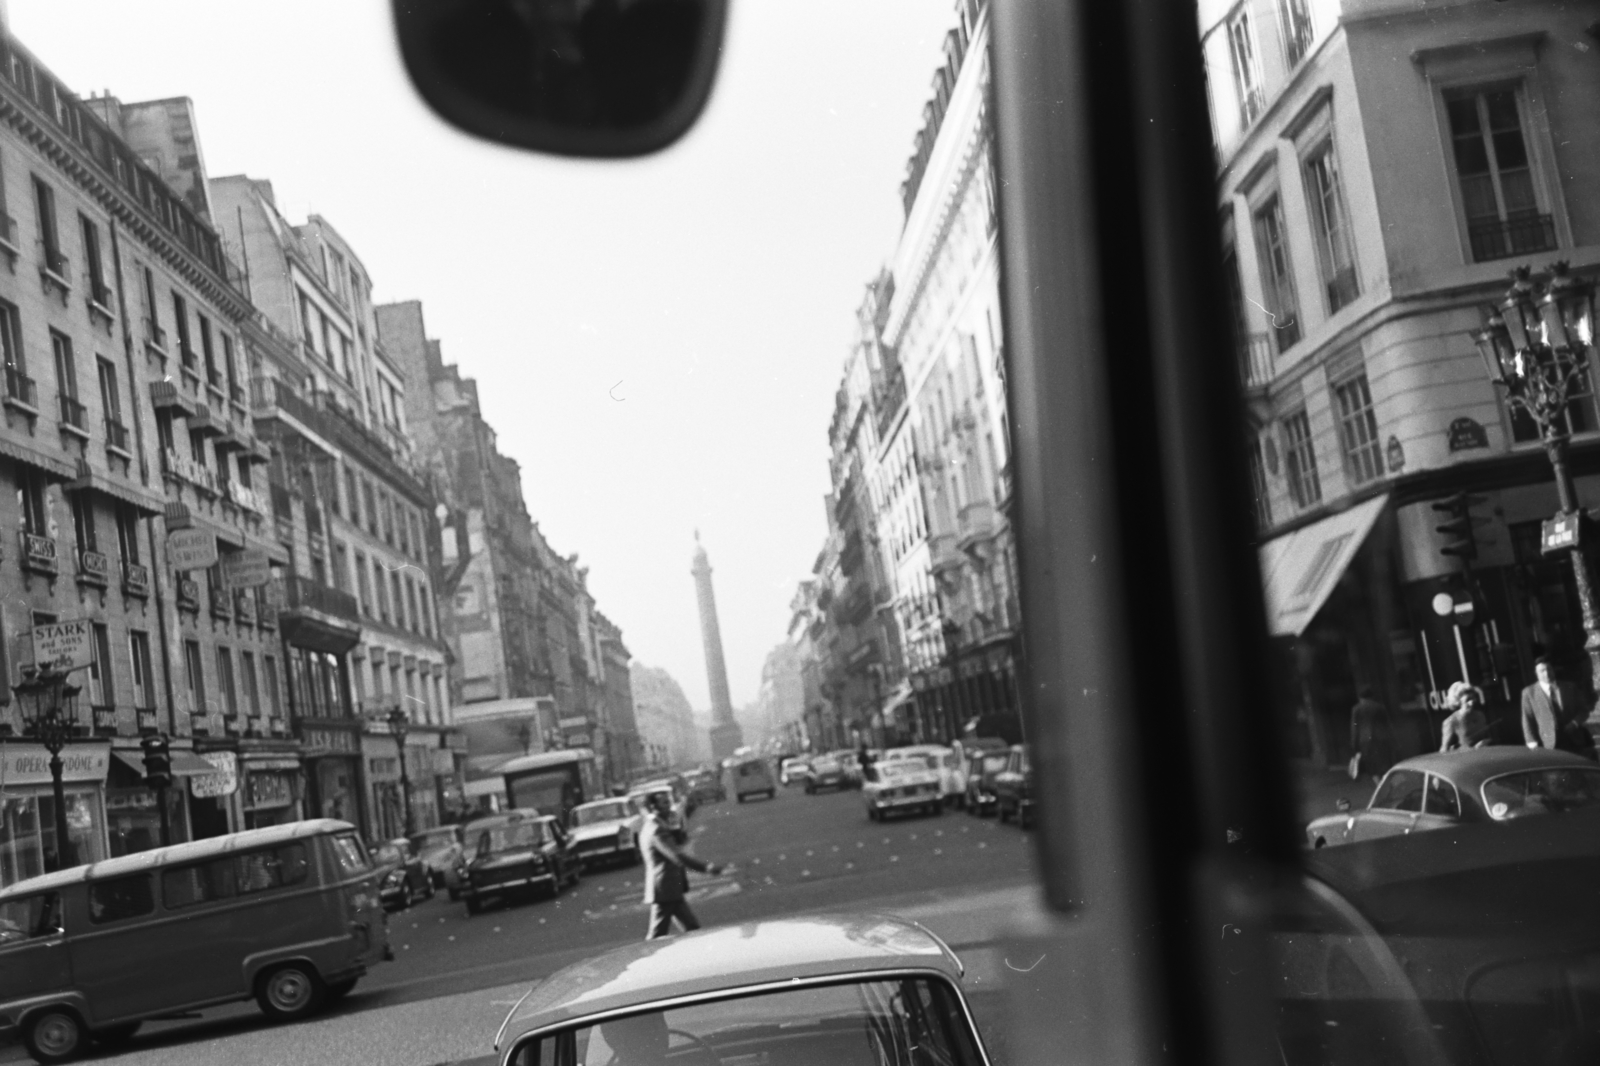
[256,962,326,1021]
[23,1007,86,1063]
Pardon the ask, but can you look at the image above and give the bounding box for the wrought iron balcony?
[122,562,150,598]
[104,417,130,454]
[1237,331,1274,391]
[1469,213,1556,264]
[189,709,211,736]
[282,572,360,623]
[76,548,109,587]
[4,365,36,410]
[209,585,233,620]
[135,707,158,733]
[91,706,116,735]
[58,394,88,434]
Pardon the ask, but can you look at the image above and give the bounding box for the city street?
[7,788,1042,1066]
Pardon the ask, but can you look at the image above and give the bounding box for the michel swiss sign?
[167,528,219,571]
[32,619,93,670]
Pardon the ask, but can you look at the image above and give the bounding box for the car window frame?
[1424,774,1463,819]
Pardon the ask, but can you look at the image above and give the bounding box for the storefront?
[106,744,207,856]
[242,759,302,829]
[363,731,404,842]
[299,720,365,828]
[0,741,110,888]
[189,750,241,838]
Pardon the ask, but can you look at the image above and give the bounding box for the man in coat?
[1520,657,1596,755]
[639,792,726,940]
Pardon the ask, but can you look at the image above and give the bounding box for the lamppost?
[13,664,84,871]
[1474,261,1598,725]
[384,706,414,837]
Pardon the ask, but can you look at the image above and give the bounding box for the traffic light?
[1434,492,1488,565]
[140,733,172,790]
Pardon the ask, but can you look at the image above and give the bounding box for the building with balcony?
[376,300,638,789]
[1200,0,1600,765]
[212,179,456,838]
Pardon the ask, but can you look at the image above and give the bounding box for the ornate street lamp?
[13,665,84,871]
[383,705,414,837]
[1474,261,1598,726]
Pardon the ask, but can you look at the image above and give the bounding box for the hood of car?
[570,820,632,841]
[472,848,545,869]
[866,771,940,792]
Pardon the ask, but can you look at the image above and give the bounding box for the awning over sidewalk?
[1258,494,1388,637]
[111,749,221,778]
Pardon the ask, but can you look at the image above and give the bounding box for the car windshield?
[475,823,547,855]
[572,802,632,826]
[1482,769,1600,820]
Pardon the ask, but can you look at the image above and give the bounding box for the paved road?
[7,786,1043,1065]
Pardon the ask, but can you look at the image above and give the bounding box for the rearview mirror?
[391,0,728,158]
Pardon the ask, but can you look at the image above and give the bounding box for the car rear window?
[89,874,155,924]
[1481,768,1600,820]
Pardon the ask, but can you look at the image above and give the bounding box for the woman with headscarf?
[1439,681,1491,752]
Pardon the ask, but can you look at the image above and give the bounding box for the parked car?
[802,755,848,794]
[490,915,988,1065]
[458,812,581,915]
[0,820,389,1063]
[778,757,811,787]
[407,825,464,892]
[829,750,863,788]
[950,737,1009,804]
[371,838,434,911]
[882,745,964,806]
[684,768,726,804]
[566,797,644,869]
[863,759,943,821]
[964,750,1011,816]
[731,756,778,802]
[1305,748,1600,849]
[993,745,1034,827]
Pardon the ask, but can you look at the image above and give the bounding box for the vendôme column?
[691,533,744,761]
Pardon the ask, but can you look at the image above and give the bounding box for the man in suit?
[639,792,725,940]
[1520,657,1595,755]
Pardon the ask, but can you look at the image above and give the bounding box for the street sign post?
[222,547,271,589]
[167,528,219,571]
[31,619,93,671]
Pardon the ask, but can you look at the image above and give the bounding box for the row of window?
[359,654,447,725]
[338,541,435,638]
[181,637,283,721]
[1,300,133,447]
[331,463,425,560]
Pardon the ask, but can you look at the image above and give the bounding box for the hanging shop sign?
[245,771,295,810]
[190,751,239,799]
[168,528,219,571]
[31,619,93,671]
[222,548,272,589]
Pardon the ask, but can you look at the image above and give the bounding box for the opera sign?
[31,619,93,671]
[167,528,218,572]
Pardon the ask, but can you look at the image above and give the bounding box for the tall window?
[1281,408,1322,510]
[419,580,433,638]
[129,632,153,710]
[51,331,83,430]
[216,647,238,716]
[114,503,140,566]
[32,176,63,273]
[332,541,349,592]
[88,623,113,707]
[0,298,24,377]
[1333,373,1384,485]
[222,334,239,401]
[1247,436,1271,531]
[377,564,391,623]
[363,480,378,534]
[392,571,406,628]
[184,640,206,713]
[173,293,194,368]
[241,651,261,716]
[198,314,219,389]
[1251,194,1301,353]
[345,467,360,525]
[142,266,161,343]
[1445,86,1552,263]
[79,214,108,305]
[356,551,372,615]
[405,577,419,633]
[1303,142,1360,313]
[1278,0,1317,67]
[19,469,48,536]
[1226,5,1264,128]
[69,492,95,554]
[264,655,282,717]
[97,357,127,450]
[371,658,385,702]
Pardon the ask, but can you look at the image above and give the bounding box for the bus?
[497,749,600,821]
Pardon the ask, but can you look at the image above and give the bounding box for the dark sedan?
[460,812,581,915]
[803,755,848,794]
[993,744,1034,827]
[1306,747,1600,848]
[372,837,434,910]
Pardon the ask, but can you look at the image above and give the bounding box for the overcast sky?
[9,1,955,711]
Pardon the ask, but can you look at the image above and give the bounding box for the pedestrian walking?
[1348,686,1391,781]
[1439,681,1491,752]
[639,792,726,940]
[1520,657,1597,758]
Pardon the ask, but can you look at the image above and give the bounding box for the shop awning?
[110,749,219,778]
[1258,494,1388,638]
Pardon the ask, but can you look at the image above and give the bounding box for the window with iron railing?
[1251,193,1301,353]
[80,214,112,310]
[1226,4,1265,129]
[1303,141,1360,314]
[32,175,67,277]
[1446,85,1556,263]
[1278,0,1317,67]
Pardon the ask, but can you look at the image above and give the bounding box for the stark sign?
[32,619,93,671]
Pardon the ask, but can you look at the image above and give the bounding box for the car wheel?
[465,896,482,916]
[93,1021,140,1048]
[23,1007,86,1063]
[256,962,326,1021]
[1313,837,1327,849]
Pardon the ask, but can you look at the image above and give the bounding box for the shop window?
[88,874,154,924]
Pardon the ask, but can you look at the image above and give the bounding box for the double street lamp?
[382,706,415,837]
[13,665,84,872]
[1474,260,1598,726]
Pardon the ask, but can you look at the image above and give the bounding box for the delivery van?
[0,819,389,1063]
[729,756,776,802]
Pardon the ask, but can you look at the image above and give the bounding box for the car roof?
[575,797,632,809]
[883,745,950,756]
[464,811,553,830]
[1388,747,1597,790]
[0,819,357,900]
[497,914,963,1046]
